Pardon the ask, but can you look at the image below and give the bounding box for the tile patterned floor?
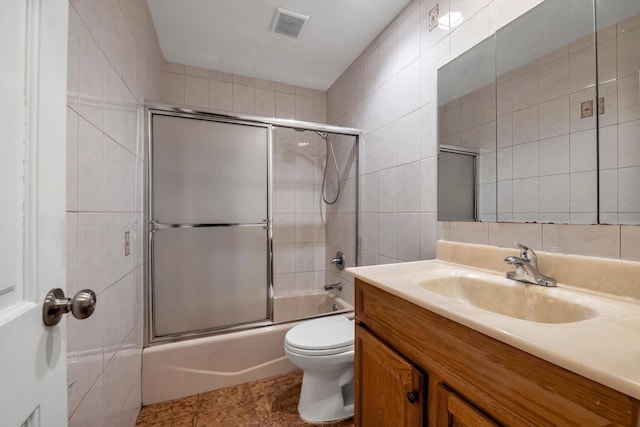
[136,371,355,427]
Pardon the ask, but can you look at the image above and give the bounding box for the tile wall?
[272,127,328,296]
[327,0,640,265]
[66,0,163,425]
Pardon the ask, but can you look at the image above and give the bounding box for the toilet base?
[297,370,354,424]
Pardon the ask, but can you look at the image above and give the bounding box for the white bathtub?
[141,291,353,405]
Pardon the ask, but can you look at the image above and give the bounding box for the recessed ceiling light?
[438,11,464,31]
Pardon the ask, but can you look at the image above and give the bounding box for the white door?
[0,0,69,426]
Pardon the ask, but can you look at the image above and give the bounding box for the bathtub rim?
[146,292,353,347]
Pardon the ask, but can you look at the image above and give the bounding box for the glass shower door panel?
[153,115,268,224]
[153,227,268,336]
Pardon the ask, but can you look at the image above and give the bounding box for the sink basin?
[417,273,597,324]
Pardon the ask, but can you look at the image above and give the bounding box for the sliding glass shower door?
[149,113,272,339]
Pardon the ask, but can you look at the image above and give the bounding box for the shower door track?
[151,222,270,230]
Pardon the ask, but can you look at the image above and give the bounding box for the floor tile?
[136,371,354,427]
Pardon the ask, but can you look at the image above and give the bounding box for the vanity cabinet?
[354,278,640,427]
[355,324,425,426]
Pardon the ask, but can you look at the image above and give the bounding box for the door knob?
[407,391,419,404]
[42,288,97,326]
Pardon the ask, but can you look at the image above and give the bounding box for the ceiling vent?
[270,7,310,39]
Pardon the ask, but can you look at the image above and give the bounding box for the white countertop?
[347,259,640,400]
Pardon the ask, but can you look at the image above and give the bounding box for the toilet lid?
[285,315,354,351]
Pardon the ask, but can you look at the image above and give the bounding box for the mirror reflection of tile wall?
[439,82,496,221]
[597,9,640,225]
[495,37,597,224]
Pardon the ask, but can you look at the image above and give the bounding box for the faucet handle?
[514,242,537,268]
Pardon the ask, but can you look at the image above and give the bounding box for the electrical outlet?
[125,231,130,256]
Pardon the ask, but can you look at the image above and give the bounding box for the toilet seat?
[285,316,354,356]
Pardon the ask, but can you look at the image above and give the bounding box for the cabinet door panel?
[439,385,499,427]
[355,324,424,427]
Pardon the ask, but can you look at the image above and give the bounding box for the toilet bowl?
[284,315,354,424]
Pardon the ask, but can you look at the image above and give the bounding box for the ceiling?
[147,0,412,90]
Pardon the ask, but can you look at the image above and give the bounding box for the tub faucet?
[324,282,342,292]
[504,242,556,287]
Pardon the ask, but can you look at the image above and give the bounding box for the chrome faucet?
[504,242,557,287]
[324,282,342,292]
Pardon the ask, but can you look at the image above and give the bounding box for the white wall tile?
[617,24,640,78]
[618,166,640,213]
[449,221,489,245]
[512,105,538,144]
[420,102,438,159]
[255,88,275,117]
[379,30,399,84]
[232,84,255,114]
[570,129,597,172]
[398,59,421,117]
[398,109,421,164]
[539,174,570,213]
[397,162,421,212]
[618,74,640,123]
[512,177,538,213]
[496,147,512,180]
[539,135,570,176]
[420,158,437,212]
[488,222,542,250]
[450,7,489,60]
[276,91,295,119]
[163,71,184,105]
[542,224,619,258]
[599,169,618,215]
[621,225,640,261]
[379,121,399,169]
[396,6,421,70]
[379,213,398,258]
[539,55,569,102]
[397,213,421,261]
[538,95,569,139]
[570,171,597,213]
[184,75,209,108]
[379,167,398,212]
[618,120,640,168]
[295,95,314,122]
[512,141,538,179]
[512,68,538,111]
[209,80,232,111]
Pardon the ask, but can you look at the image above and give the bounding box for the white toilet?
[284,315,355,424]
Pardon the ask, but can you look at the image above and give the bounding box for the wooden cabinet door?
[355,324,425,427]
[438,385,499,427]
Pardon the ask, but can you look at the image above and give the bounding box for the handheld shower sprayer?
[293,128,341,205]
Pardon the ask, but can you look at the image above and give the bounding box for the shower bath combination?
[141,104,360,405]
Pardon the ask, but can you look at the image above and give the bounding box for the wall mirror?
[437,0,640,225]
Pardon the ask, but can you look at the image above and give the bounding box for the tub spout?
[324,282,342,292]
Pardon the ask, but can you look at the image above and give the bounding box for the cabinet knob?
[407,391,419,404]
